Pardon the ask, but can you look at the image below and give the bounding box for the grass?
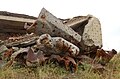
[0,54,120,79]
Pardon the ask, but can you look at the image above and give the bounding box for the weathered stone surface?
[0,11,36,33]
[63,15,102,48]
[63,15,90,36]
[23,8,102,52]
[4,33,39,47]
[82,15,102,48]
[37,34,80,56]
[37,8,81,47]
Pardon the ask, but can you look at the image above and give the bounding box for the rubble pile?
[0,8,117,73]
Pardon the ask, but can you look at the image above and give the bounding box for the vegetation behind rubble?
[0,53,120,79]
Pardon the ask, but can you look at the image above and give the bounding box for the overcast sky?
[0,0,120,51]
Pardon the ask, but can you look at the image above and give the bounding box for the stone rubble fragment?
[37,8,82,49]
[37,34,80,57]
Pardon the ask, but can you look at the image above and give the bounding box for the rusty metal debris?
[94,49,117,66]
[0,8,117,73]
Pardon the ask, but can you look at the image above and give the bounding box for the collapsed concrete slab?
[36,8,102,52]
[62,15,102,50]
[36,8,82,47]
[0,11,36,33]
[82,15,102,48]
[0,9,102,53]
[62,15,91,36]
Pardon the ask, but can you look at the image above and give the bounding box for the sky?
[0,0,120,51]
